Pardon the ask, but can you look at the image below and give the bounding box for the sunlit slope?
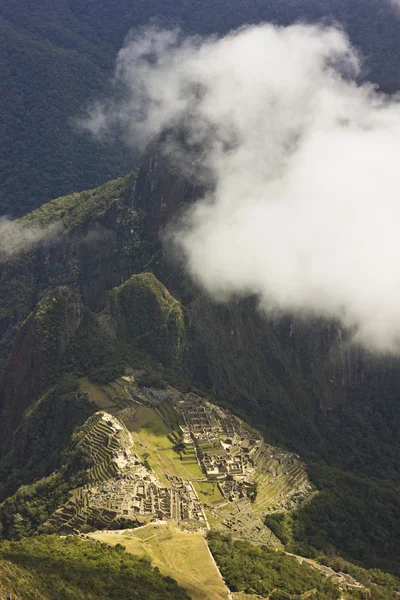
[89,522,229,600]
[0,534,189,600]
[81,377,311,518]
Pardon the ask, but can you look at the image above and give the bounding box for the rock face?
[0,174,143,378]
[1,287,83,431]
[132,146,400,393]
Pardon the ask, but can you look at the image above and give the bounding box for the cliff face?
[131,146,400,405]
[1,287,83,432]
[0,174,145,377]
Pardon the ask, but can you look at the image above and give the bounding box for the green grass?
[22,177,133,231]
[79,378,115,411]
[75,384,203,482]
[157,401,181,429]
[127,406,170,436]
[103,385,119,400]
[194,481,223,505]
[121,406,203,482]
[113,380,130,399]
[89,523,229,600]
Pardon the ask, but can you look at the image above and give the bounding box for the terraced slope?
[71,377,312,543]
[252,447,311,516]
[45,412,136,533]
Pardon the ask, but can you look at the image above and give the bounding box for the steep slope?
[132,147,400,476]
[2,145,400,480]
[1,287,83,431]
[0,172,142,377]
[98,272,185,367]
[0,535,189,600]
[0,0,135,216]
[0,146,396,448]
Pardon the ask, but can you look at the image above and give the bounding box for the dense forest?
[266,465,400,575]
[1,0,400,215]
[208,532,340,598]
[208,532,400,599]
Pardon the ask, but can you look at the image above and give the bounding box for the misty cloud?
[0,217,58,261]
[82,24,400,353]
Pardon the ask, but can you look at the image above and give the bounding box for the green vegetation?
[0,1,136,217]
[0,534,189,599]
[112,272,186,368]
[136,370,167,389]
[317,555,400,600]
[64,308,129,377]
[89,523,229,600]
[187,298,400,574]
[207,532,340,598]
[22,176,135,230]
[0,376,92,502]
[193,481,223,505]
[0,172,145,383]
[266,515,400,599]
[1,0,399,219]
[128,405,170,436]
[0,473,71,540]
[1,127,400,594]
[123,405,203,482]
[0,286,83,432]
[266,465,400,575]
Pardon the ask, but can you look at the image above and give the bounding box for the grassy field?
[127,405,170,435]
[113,379,130,398]
[79,377,117,412]
[89,523,229,600]
[78,381,203,483]
[123,405,203,483]
[194,481,223,505]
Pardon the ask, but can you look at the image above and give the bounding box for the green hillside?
[0,535,189,599]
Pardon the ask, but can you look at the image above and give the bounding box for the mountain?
[2,0,400,216]
[0,144,400,600]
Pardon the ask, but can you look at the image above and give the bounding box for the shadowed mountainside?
[1,145,400,575]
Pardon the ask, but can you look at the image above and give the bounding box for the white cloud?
[82,24,400,353]
[0,217,58,261]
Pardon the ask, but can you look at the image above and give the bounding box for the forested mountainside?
[2,0,400,215]
[0,145,400,590]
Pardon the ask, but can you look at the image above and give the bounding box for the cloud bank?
[83,24,400,353]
